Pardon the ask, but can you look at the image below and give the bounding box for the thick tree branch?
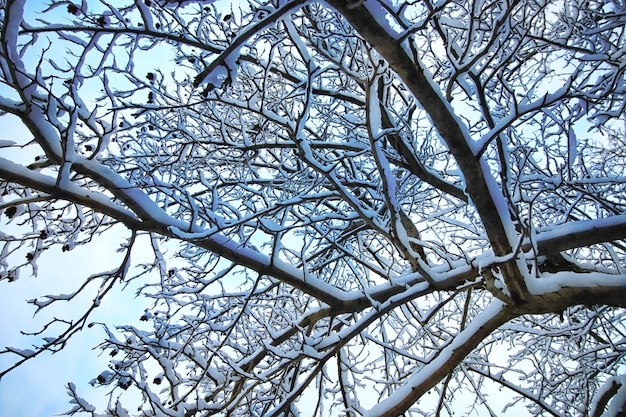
[363,300,514,417]
[0,158,350,308]
[533,215,626,254]
[325,0,530,302]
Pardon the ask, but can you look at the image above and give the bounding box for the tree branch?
[363,300,514,417]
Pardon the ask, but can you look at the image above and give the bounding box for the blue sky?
[0,217,148,416]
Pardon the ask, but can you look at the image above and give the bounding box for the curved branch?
[363,300,515,417]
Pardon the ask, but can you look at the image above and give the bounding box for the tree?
[1,0,625,415]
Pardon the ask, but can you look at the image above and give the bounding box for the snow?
[78,159,186,229]
[3,1,623,415]
[197,63,230,91]
[284,17,313,64]
[474,249,515,271]
[362,0,404,40]
[535,214,626,243]
[5,346,35,358]
[318,281,436,352]
[259,218,283,233]
[607,382,626,417]
[136,0,155,31]
[591,375,626,417]
[0,140,16,147]
[18,102,64,157]
[0,156,139,223]
[479,158,519,247]
[3,0,25,66]
[363,300,507,416]
[64,383,96,414]
[167,225,219,241]
[342,113,362,124]
[525,271,626,295]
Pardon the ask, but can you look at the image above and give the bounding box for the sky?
[0,207,149,416]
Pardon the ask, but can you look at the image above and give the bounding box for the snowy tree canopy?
[1,0,626,415]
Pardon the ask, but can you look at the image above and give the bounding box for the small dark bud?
[153,376,162,385]
[62,244,70,252]
[148,92,154,103]
[146,72,155,81]
[223,14,232,21]
[140,315,148,321]
[97,374,106,384]
[26,253,34,261]
[4,206,17,218]
[67,4,79,15]
[97,15,107,26]
[40,230,48,239]
[85,144,93,151]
